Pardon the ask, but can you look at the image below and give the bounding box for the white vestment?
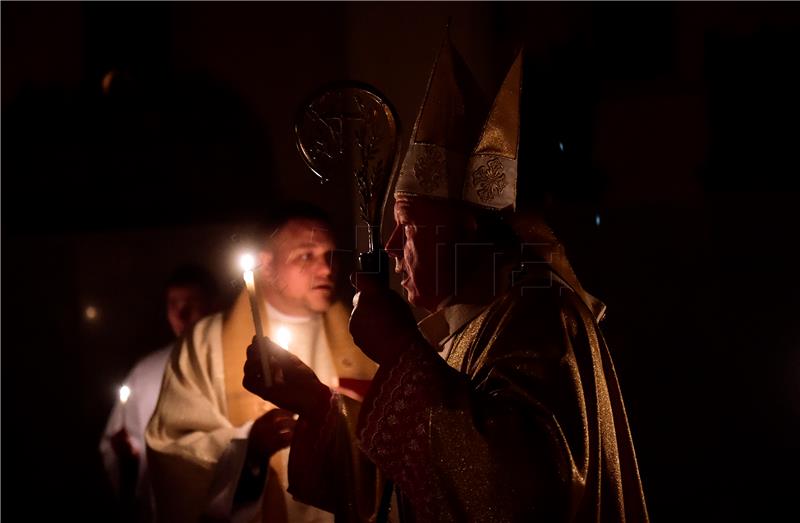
[100,343,172,522]
[146,291,375,523]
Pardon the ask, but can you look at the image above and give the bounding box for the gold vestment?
[287,218,649,523]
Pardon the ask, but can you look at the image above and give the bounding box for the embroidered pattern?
[413,146,445,193]
[359,345,443,521]
[471,157,507,203]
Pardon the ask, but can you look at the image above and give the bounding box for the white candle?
[240,253,272,387]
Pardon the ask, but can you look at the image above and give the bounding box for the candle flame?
[85,306,98,320]
[243,270,255,290]
[239,253,256,272]
[119,385,131,404]
[275,326,292,350]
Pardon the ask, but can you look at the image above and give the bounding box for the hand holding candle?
[240,253,272,387]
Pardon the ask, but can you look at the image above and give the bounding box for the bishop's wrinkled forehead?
[393,194,471,231]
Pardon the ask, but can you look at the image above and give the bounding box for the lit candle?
[275,326,292,351]
[119,384,131,428]
[240,253,272,387]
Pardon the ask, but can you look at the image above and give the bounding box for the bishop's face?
[385,196,469,313]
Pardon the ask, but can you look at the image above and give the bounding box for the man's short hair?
[165,264,219,299]
[256,201,333,250]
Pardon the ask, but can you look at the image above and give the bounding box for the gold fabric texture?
[286,215,648,521]
[463,50,522,210]
[470,156,508,203]
[433,268,649,522]
[471,50,522,159]
[396,41,523,210]
[395,30,485,201]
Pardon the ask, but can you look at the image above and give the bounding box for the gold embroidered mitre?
[395,29,484,201]
[464,50,522,210]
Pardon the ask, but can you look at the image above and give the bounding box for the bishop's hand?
[350,272,425,366]
[243,336,332,422]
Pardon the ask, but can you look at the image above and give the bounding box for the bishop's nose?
[385,225,404,259]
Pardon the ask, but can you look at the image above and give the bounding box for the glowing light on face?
[595,214,601,227]
[119,385,131,404]
[275,326,292,350]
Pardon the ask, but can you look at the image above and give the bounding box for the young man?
[100,264,219,522]
[243,39,649,522]
[145,203,376,523]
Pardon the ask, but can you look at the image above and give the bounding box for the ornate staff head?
[295,84,399,277]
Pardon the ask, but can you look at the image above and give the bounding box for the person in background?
[146,203,377,523]
[99,264,220,522]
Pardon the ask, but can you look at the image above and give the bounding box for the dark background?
[3,2,800,521]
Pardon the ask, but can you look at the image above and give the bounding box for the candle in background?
[239,253,272,387]
[275,326,292,351]
[119,384,131,428]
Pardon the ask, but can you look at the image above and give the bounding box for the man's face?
[385,197,466,312]
[166,285,212,337]
[259,218,336,316]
